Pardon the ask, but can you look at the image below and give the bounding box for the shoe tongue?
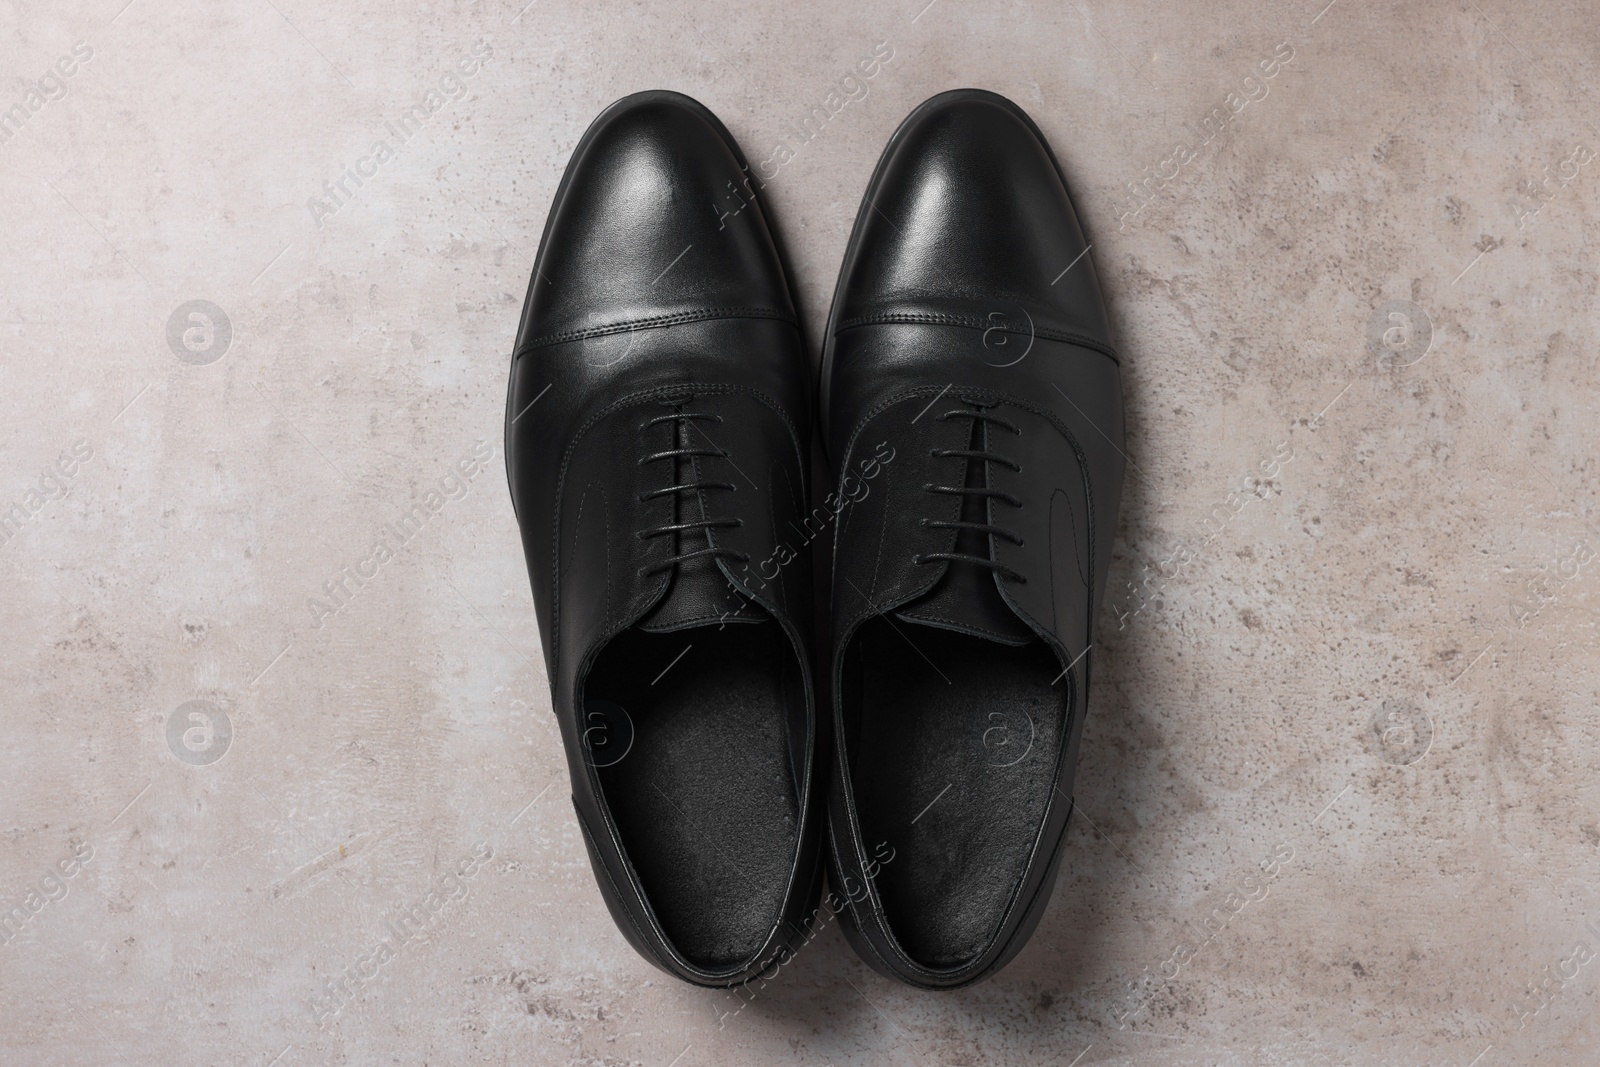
[637,555,766,633]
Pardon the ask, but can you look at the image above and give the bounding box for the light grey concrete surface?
[2,0,1598,1063]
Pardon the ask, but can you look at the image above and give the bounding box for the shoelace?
[635,397,748,578]
[913,406,1027,584]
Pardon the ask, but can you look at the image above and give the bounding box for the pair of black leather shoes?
[504,89,1125,991]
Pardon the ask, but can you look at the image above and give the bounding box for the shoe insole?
[589,623,801,969]
[846,618,1065,968]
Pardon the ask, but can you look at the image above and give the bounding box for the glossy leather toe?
[516,90,794,354]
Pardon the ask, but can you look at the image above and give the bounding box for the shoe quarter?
[989,404,1095,661]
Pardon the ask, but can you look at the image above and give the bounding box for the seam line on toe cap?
[835,311,1119,363]
[516,306,795,355]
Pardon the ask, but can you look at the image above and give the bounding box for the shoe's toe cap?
[516,90,793,352]
[836,89,1110,348]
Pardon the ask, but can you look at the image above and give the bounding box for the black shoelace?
[913,406,1027,584]
[635,397,748,578]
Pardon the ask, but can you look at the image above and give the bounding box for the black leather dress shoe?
[504,91,822,987]
[820,89,1126,989]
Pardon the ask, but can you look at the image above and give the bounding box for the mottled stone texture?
[1,0,1597,1064]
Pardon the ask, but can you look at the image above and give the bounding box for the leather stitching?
[895,609,1028,644]
[647,611,737,628]
[560,482,603,580]
[516,306,794,354]
[824,823,908,984]
[978,389,1098,619]
[572,800,680,976]
[827,384,1099,983]
[1052,486,1089,588]
[550,381,804,682]
[767,457,791,614]
[829,400,960,636]
[866,468,892,601]
[575,798,769,986]
[835,311,1119,364]
[1047,493,1059,637]
[549,384,818,942]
